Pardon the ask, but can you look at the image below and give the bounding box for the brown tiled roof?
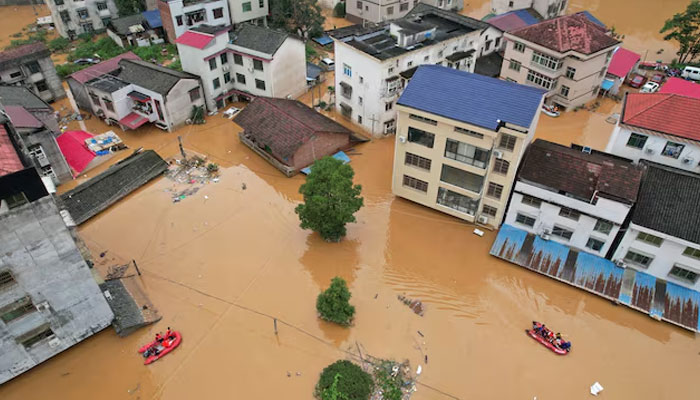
[518,139,642,203]
[0,42,50,68]
[233,97,352,161]
[509,12,619,55]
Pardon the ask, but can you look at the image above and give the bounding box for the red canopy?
[57,130,95,175]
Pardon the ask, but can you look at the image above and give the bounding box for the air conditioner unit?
[398,135,406,143]
[682,156,694,164]
[477,215,488,224]
[582,146,592,154]
[613,259,626,268]
[48,337,61,348]
[35,301,50,312]
[222,65,230,72]
[645,147,655,155]
[493,150,504,159]
[539,229,551,240]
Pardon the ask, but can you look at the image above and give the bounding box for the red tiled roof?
[4,105,43,128]
[69,52,141,84]
[57,130,95,175]
[0,125,24,177]
[0,42,48,65]
[622,93,700,141]
[233,97,352,161]
[607,47,640,78]
[488,13,531,32]
[175,31,215,49]
[510,12,619,55]
[519,139,642,203]
[659,77,700,99]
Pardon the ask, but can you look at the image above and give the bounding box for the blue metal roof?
[142,10,162,29]
[512,9,539,25]
[312,35,333,46]
[398,65,546,130]
[601,78,615,91]
[580,11,605,28]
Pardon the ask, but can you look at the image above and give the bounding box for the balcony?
[98,8,111,17]
[185,10,206,26]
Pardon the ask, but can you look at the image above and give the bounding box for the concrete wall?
[68,78,93,111]
[229,0,267,24]
[36,57,66,102]
[17,128,73,184]
[269,38,307,100]
[346,0,419,24]
[490,0,567,18]
[48,0,119,38]
[177,33,228,111]
[163,0,230,41]
[106,28,125,48]
[0,196,113,385]
[89,84,135,122]
[605,125,700,174]
[292,132,350,169]
[165,78,204,129]
[0,56,65,103]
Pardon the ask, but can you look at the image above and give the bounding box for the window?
[636,232,663,246]
[440,165,484,193]
[407,61,413,68]
[454,126,484,138]
[407,127,435,148]
[101,17,111,26]
[513,41,525,52]
[683,246,700,261]
[253,59,264,71]
[176,15,183,26]
[388,67,394,74]
[400,2,408,11]
[495,37,501,48]
[552,225,573,240]
[498,134,516,151]
[55,0,64,5]
[209,58,217,70]
[9,71,22,79]
[259,0,264,7]
[486,182,503,199]
[188,87,200,101]
[255,79,266,90]
[404,152,431,170]
[0,270,16,290]
[236,73,246,84]
[242,1,252,11]
[60,10,70,23]
[526,70,557,90]
[624,250,652,268]
[586,237,605,251]
[358,96,363,105]
[213,78,220,89]
[1,297,35,323]
[521,195,541,208]
[26,61,41,74]
[343,63,352,77]
[482,205,497,217]
[95,1,108,10]
[359,76,364,84]
[668,265,699,284]
[81,22,94,32]
[594,219,613,235]
[558,206,580,221]
[103,98,114,112]
[438,50,443,58]
[90,92,100,106]
[387,6,393,14]
[531,51,561,71]
[213,7,223,18]
[662,141,684,159]
[437,187,479,215]
[234,54,243,65]
[560,85,570,97]
[35,80,49,93]
[220,53,228,64]
[626,133,647,149]
[385,102,392,111]
[565,66,576,79]
[444,139,490,169]
[77,8,89,19]
[403,175,428,192]
[357,0,362,8]
[409,114,437,125]
[4,192,27,209]
[224,72,231,83]
[358,115,363,124]
[489,159,508,175]
[22,327,55,349]
[508,60,521,72]
[28,144,45,159]
[508,0,514,6]
[515,213,536,227]
[485,40,492,51]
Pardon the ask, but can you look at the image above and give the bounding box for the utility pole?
[368,114,379,137]
[178,136,187,162]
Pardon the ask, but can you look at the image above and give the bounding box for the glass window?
[259,0,264,7]
[624,250,652,268]
[213,7,223,18]
[22,327,54,349]
[407,127,435,148]
[26,61,41,74]
[236,73,246,84]
[0,297,35,323]
[626,133,647,149]
[594,219,613,235]
[35,80,49,92]
[444,139,490,169]
[521,195,541,208]
[508,60,521,72]
[454,126,483,138]
[209,58,217,70]
[552,225,573,240]
[255,79,266,90]
[683,246,700,261]
[242,1,252,12]
[668,265,699,284]
[409,114,437,125]
[60,10,70,23]
[188,87,200,101]
[440,164,484,193]
[565,66,576,79]
[586,237,605,251]
[220,53,228,64]
[560,85,570,97]
[176,15,183,26]
[662,141,685,159]
[404,152,431,170]
[559,206,580,221]
[493,159,509,175]
[486,182,503,199]
[55,0,64,5]
[482,205,497,217]
[343,63,352,77]
[77,8,89,18]
[96,1,107,10]
[357,1,362,8]
[526,70,557,90]
[437,187,479,215]
[224,72,231,83]
[499,134,516,151]
[213,78,220,89]
[515,213,536,227]
[513,41,525,52]
[636,232,663,246]
[385,102,393,111]
[387,6,393,14]
[103,98,114,111]
[253,59,264,71]
[531,51,562,70]
[234,54,243,65]
[0,270,16,290]
[28,144,45,159]
[403,175,428,192]
[400,2,408,11]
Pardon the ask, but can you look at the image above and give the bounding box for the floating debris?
[398,295,424,316]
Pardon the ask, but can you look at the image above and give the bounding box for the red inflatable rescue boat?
[526,322,570,356]
[138,331,182,365]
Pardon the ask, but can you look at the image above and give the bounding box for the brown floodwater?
[2,3,699,400]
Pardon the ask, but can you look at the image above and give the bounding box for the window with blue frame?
[343,63,352,77]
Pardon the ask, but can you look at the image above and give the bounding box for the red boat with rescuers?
[138,327,182,365]
[526,321,571,355]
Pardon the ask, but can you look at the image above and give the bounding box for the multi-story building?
[67,52,141,112]
[46,0,119,38]
[176,24,305,111]
[106,11,166,48]
[605,93,700,174]
[330,4,495,137]
[392,65,545,228]
[500,12,619,110]
[0,166,114,384]
[158,0,231,42]
[504,139,643,257]
[611,162,700,291]
[490,0,567,19]
[346,0,463,24]
[0,43,65,103]
[228,0,267,25]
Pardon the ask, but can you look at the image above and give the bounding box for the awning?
[301,151,350,174]
[400,66,418,79]
[446,50,475,62]
[312,35,333,46]
[601,78,615,91]
[128,90,151,102]
[119,112,149,130]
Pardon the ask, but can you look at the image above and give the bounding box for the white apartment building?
[331,4,495,137]
[346,0,463,24]
[392,65,545,228]
[500,12,619,110]
[176,24,305,111]
[611,162,700,291]
[605,93,700,174]
[490,0,567,19]
[505,140,643,257]
[158,0,231,42]
[47,0,119,38]
[228,0,267,25]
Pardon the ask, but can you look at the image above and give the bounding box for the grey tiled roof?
[108,13,146,36]
[115,59,198,95]
[0,85,52,110]
[230,24,290,55]
[99,279,144,336]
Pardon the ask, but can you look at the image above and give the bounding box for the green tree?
[316,277,355,325]
[315,360,373,400]
[333,2,346,18]
[661,0,700,64]
[295,157,363,242]
[48,37,71,52]
[270,0,325,38]
[115,0,144,16]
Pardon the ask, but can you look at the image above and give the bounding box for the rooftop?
[0,125,23,177]
[509,12,618,55]
[108,13,146,36]
[4,105,43,129]
[234,97,353,161]
[56,130,95,175]
[485,8,541,32]
[0,42,50,69]
[69,52,140,84]
[474,51,504,77]
[621,93,700,142]
[175,30,216,49]
[632,162,700,244]
[115,59,197,95]
[142,10,162,29]
[0,85,51,110]
[397,65,545,130]
[607,47,640,78]
[518,139,643,204]
[87,74,129,93]
[191,24,229,35]
[659,77,700,99]
[230,24,290,55]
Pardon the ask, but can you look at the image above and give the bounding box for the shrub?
[168,59,182,71]
[306,42,318,60]
[333,2,346,18]
[315,360,373,400]
[190,105,205,124]
[317,277,355,325]
[206,163,219,172]
[49,37,71,52]
[56,63,83,79]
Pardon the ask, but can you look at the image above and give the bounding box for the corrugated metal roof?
[142,10,162,28]
[607,47,640,78]
[4,105,43,128]
[175,31,215,49]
